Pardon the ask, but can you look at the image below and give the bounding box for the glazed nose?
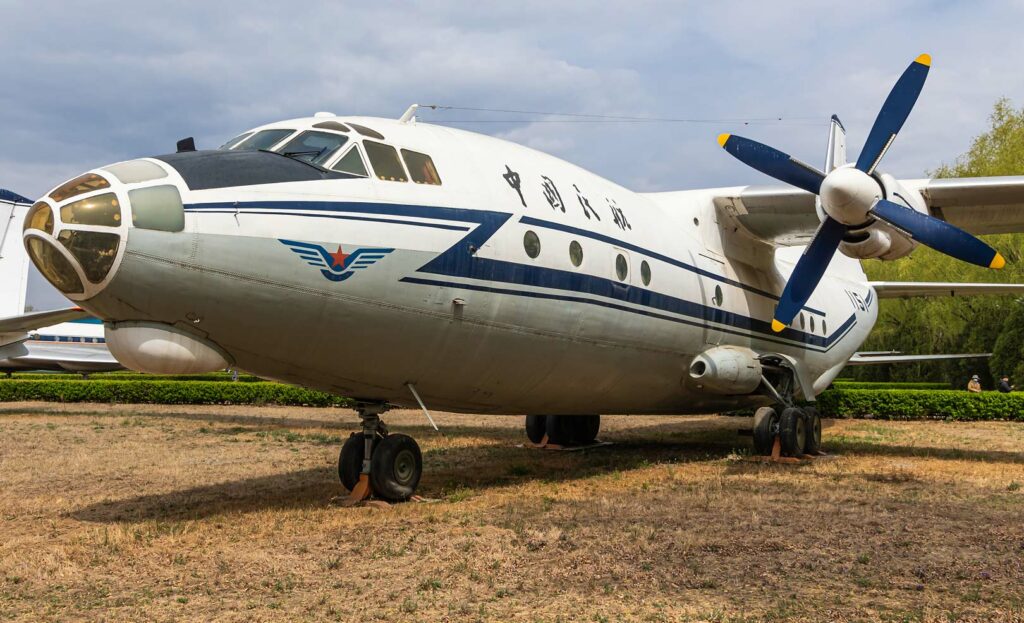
[22,159,185,301]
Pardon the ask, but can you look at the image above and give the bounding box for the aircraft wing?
[846,352,990,365]
[870,282,1024,299]
[903,176,1024,235]
[713,176,1024,245]
[0,307,90,335]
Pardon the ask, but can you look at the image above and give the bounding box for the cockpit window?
[220,132,254,149]
[363,141,408,182]
[60,193,122,227]
[275,131,349,167]
[331,145,369,177]
[57,230,120,283]
[49,173,110,203]
[233,129,294,151]
[348,123,385,140]
[25,202,54,234]
[313,121,350,132]
[26,237,83,294]
[401,149,442,185]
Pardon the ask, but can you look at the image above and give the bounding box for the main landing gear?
[751,358,823,459]
[525,415,600,447]
[338,403,423,503]
[752,405,822,457]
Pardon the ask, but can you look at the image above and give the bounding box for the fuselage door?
[696,253,727,346]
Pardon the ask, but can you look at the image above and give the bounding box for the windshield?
[233,129,294,151]
[275,131,349,167]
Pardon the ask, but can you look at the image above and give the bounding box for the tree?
[852,99,1024,387]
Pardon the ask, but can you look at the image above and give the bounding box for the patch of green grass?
[446,486,474,503]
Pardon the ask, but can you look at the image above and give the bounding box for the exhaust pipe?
[689,346,763,395]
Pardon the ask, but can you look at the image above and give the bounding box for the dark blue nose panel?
[154,150,356,191]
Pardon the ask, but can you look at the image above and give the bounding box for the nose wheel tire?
[779,407,807,457]
[752,406,779,455]
[369,433,423,502]
[803,407,822,455]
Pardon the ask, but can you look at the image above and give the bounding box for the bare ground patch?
[1,402,1023,622]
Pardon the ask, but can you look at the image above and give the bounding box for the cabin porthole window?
[712,284,723,306]
[615,254,628,281]
[800,313,806,330]
[569,240,583,267]
[641,260,652,286]
[810,316,816,333]
[693,217,700,226]
[523,230,541,258]
[823,320,827,335]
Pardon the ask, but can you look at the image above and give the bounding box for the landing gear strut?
[338,403,423,503]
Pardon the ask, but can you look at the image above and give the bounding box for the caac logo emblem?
[280,239,394,282]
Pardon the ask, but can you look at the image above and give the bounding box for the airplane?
[8,54,1024,502]
[0,191,121,374]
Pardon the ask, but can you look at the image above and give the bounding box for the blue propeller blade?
[772,217,847,332]
[854,54,931,174]
[718,133,825,195]
[869,199,1005,269]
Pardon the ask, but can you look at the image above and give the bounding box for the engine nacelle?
[105,321,230,374]
[688,346,763,395]
[835,171,921,261]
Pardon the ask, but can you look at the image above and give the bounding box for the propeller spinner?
[717,54,1004,333]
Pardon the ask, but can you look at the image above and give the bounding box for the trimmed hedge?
[816,389,1024,421]
[4,372,263,382]
[0,380,352,407]
[1,380,1021,420]
[829,382,952,390]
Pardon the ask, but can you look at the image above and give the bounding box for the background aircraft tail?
[0,189,32,319]
[824,114,847,172]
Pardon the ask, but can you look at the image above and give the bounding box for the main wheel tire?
[339,432,376,491]
[752,407,778,455]
[803,407,822,455]
[779,407,807,457]
[369,433,423,502]
[525,415,547,444]
[545,415,575,446]
[571,415,600,445]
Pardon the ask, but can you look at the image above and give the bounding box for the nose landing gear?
[338,403,423,504]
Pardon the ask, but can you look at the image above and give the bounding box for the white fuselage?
[30,116,878,413]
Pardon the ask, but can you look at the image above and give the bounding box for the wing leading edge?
[709,176,1024,246]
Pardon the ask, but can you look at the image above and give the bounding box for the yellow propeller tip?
[771,319,786,333]
[717,133,731,148]
[990,253,1006,269]
[915,53,931,67]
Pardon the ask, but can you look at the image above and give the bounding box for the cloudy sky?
[4,0,1024,306]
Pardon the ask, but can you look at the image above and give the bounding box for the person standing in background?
[967,375,982,393]
[998,375,1015,393]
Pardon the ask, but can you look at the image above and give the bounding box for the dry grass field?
[1,402,1023,622]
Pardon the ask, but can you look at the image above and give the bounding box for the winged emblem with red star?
[280,239,394,282]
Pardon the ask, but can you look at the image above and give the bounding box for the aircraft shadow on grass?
[68,418,1023,524]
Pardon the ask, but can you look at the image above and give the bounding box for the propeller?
[717,54,1005,333]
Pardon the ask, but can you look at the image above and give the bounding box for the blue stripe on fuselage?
[184,200,853,350]
[519,215,826,316]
